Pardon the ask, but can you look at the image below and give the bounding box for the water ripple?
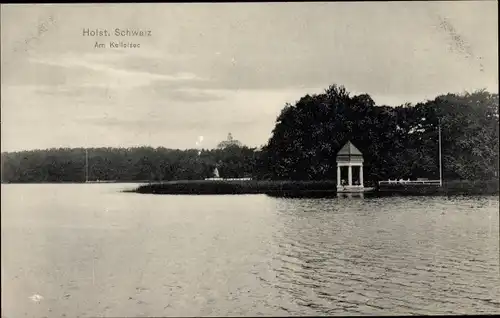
[266,196,500,315]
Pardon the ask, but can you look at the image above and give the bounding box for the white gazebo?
[336,141,366,193]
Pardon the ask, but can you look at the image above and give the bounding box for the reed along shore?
[377,180,499,196]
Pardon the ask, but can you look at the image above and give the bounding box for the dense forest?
[1,146,258,183]
[1,85,498,183]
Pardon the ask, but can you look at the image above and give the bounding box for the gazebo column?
[359,164,364,187]
[337,165,341,187]
[348,164,352,186]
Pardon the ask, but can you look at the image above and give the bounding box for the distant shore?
[0,180,151,184]
[2,179,497,197]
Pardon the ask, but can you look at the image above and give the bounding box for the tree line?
[1,146,258,183]
[1,85,498,183]
[259,85,499,183]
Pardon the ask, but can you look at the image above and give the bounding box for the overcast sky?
[1,2,498,152]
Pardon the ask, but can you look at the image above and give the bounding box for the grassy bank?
[134,180,338,195]
[133,179,499,196]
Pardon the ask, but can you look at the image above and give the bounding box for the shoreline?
[131,179,499,197]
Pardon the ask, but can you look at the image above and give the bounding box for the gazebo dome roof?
[337,141,363,157]
[336,141,364,163]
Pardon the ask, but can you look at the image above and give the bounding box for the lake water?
[1,184,499,317]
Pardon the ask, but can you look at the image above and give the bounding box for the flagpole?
[438,118,442,187]
[84,111,89,183]
[85,148,89,183]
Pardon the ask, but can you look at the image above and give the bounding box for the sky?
[1,2,498,152]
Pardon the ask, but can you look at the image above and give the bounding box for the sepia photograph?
[1,2,499,317]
